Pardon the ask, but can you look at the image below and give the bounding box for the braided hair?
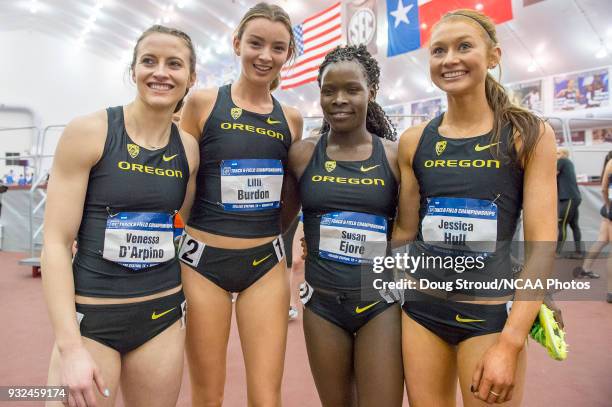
[317,44,397,141]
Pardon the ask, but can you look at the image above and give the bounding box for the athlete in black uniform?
[394,10,557,406]
[600,157,612,301]
[178,3,302,406]
[42,26,199,407]
[289,45,403,407]
[556,148,583,256]
[575,152,612,279]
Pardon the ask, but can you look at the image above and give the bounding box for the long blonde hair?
[234,2,296,91]
[434,9,544,164]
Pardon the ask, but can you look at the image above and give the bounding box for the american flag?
[280,2,343,90]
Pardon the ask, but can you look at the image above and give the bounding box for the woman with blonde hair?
[394,9,557,406]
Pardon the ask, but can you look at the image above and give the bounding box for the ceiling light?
[176,1,186,9]
[527,61,537,72]
[281,0,301,14]
[595,45,608,59]
[163,15,171,23]
[29,1,39,13]
[215,42,229,55]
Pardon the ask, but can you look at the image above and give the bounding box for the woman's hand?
[471,338,522,404]
[300,237,307,260]
[60,345,108,407]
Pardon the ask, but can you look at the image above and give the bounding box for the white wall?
[0,30,135,129]
[0,29,136,177]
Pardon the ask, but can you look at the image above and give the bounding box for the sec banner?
[346,0,378,55]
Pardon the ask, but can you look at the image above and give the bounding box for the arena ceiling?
[2,0,612,115]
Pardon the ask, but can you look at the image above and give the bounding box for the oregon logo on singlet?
[127,144,140,159]
[435,141,446,156]
[231,107,242,120]
[325,161,336,172]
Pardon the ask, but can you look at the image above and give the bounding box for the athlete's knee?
[191,387,225,407]
[247,391,282,407]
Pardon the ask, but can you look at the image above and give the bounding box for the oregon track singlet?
[188,84,292,238]
[73,106,189,298]
[300,133,398,291]
[412,114,523,295]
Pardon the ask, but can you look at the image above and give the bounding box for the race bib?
[220,159,283,211]
[319,211,387,265]
[421,197,498,253]
[102,212,175,270]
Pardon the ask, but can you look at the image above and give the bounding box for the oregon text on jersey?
[117,161,184,178]
[423,159,500,169]
[311,174,385,186]
[219,122,285,141]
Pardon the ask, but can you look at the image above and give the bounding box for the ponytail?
[484,72,543,165]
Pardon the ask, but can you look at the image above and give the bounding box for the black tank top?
[188,84,292,238]
[73,106,189,298]
[300,133,398,291]
[412,114,523,296]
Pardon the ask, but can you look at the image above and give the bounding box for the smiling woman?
[394,9,557,407]
[288,44,403,407]
[176,3,304,406]
[41,25,200,407]
[130,26,197,116]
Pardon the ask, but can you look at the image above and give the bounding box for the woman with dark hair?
[43,25,199,406]
[394,9,557,406]
[178,3,302,405]
[289,44,404,406]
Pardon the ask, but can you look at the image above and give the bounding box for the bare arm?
[280,106,304,232]
[392,125,425,242]
[41,111,109,404]
[177,130,200,224]
[503,123,557,347]
[472,122,558,403]
[41,112,106,351]
[601,160,612,208]
[180,88,218,142]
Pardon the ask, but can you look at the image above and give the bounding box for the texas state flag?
[386,0,513,57]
